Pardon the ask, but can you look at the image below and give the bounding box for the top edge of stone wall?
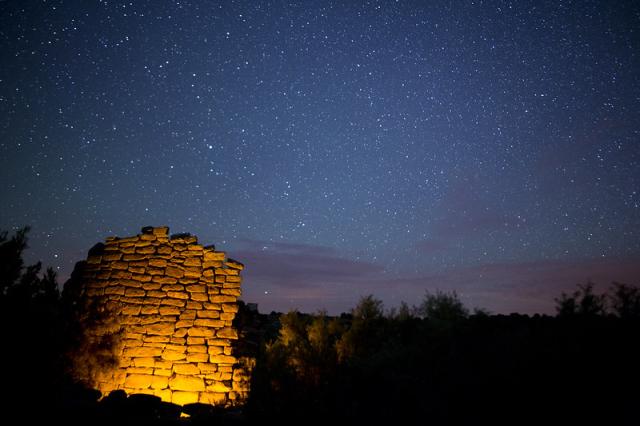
[102,226,223,254]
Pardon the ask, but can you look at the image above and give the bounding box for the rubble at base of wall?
[73,226,253,407]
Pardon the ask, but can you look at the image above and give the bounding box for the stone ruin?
[68,226,252,406]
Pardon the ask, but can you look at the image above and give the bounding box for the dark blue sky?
[1,0,639,314]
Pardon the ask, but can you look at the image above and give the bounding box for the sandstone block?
[207,338,230,347]
[96,271,112,279]
[122,254,146,261]
[210,295,236,303]
[180,310,196,320]
[136,246,155,254]
[148,259,167,268]
[123,338,143,348]
[183,258,202,267]
[186,353,210,362]
[105,286,125,296]
[133,274,152,282]
[124,373,153,389]
[218,372,233,381]
[141,315,171,325]
[154,369,172,377]
[165,344,186,353]
[128,266,145,274]
[161,299,185,307]
[187,336,205,345]
[159,306,181,316]
[112,261,129,270]
[147,268,164,275]
[221,303,239,313]
[168,291,188,300]
[128,367,155,375]
[224,259,244,270]
[124,346,163,358]
[175,320,194,328]
[204,252,225,261]
[169,375,205,392]
[172,391,199,406]
[119,279,143,288]
[162,350,186,361]
[194,318,225,328]
[207,346,223,355]
[122,305,142,315]
[150,375,168,390]
[133,357,156,368]
[186,284,206,293]
[111,270,132,279]
[199,392,227,406]
[125,288,145,297]
[204,302,222,311]
[146,323,175,335]
[220,312,235,321]
[197,310,220,319]
[121,296,144,304]
[186,301,203,310]
[144,335,169,343]
[188,345,208,353]
[103,253,122,262]
[142,282,161,291]
[170,337,186,345]
[152,276,177,284]
[221,288,241,297]
[162,284,184,292]
[188,327,214,337]
[165,266,184,278]
[140,306,159,315]
[152,226,169,236]
[146,290,166,298]
[173,363,200,375]
[215,275,226,283]
[209,354,236,364]
[174,328,188,338]
[216,328,238,339]
[190,293,209,302]
[184,269,202,279]
[157,245,172,255]
[207,382,232,392]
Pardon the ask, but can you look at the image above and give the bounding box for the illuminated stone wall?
[73,226,252,406]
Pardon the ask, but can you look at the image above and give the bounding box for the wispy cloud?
[234,239,640,316]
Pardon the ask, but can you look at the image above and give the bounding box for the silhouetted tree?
[387,301,414,321]
[555,282,607,317]
[336,295,384,361]
[609,282,640,319]
[417,290,468,321]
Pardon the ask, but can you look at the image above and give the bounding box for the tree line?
[1,227,639,424]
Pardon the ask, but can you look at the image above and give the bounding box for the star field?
[1,0,639,314]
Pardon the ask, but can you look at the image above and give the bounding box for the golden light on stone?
[71,226,253,406]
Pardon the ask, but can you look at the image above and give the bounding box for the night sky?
[1,1,639,315]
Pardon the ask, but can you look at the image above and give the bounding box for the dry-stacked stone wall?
[75,226,252,406]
